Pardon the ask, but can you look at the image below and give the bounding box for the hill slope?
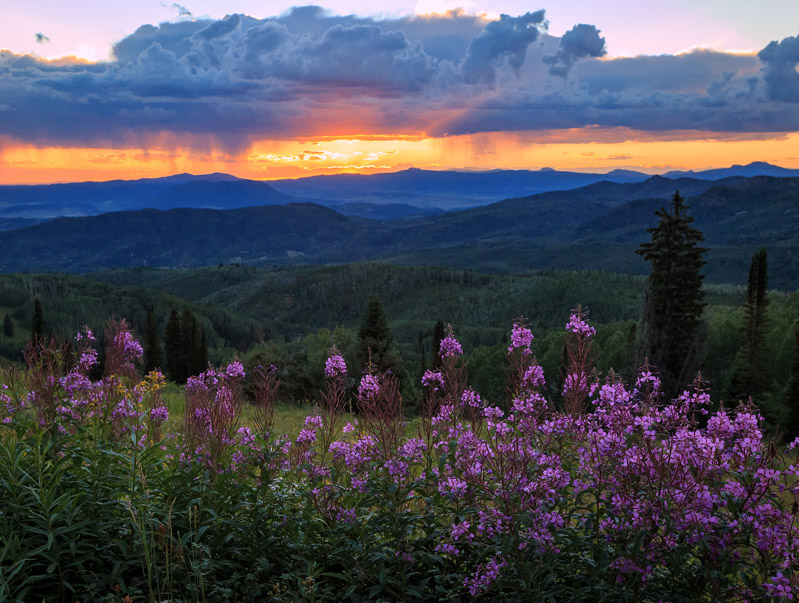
[1,176,797,288]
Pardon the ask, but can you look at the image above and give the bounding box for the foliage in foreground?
[1,315,798,602]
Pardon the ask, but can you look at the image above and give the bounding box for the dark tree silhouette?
[729,248,771,404]
[637,191,708,395]
[143,305,162,373]
[3,313,13,338]
[164,308,185,383]
[31,298,45,342]
[357,295,403,378]
[432,319,445,369]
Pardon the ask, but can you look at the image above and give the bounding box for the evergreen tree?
[164,308,186,383]
[785,323,799,442]
[357,295,403,377]
[180,308,195,380]
[143,305,162,373]
[197,326,208,373]
[31,298,45,342]
[729,248,771,403]
[636,191,708,395]
[189,320,208,376]
[3,313,13,338]
[432,319,445,369]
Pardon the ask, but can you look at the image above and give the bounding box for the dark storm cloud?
[461,11,547,83]
[758,35,799,102]
[436,47,799,136]
[1,6,798,148]
[543,24,606,76]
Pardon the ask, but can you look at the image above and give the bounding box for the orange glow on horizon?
[2,130,799,185]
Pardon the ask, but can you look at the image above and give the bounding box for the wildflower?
[225,360,245,380]
[324,352,347,379]
[358,374,380,400]
[461,388,482,408]
[508,322,534,354]
[565,313,596,337]
[421,369,444,391]
[439,326,463,358]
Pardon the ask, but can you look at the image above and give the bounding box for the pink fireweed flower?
[225,360,245,380]
[565,313,596,337]
[304,415,323,429]
[324,353,347,379]
[358,374,380,400]
[522,364,546,389]
[149,406,169,424]
[562,372,589,396]
[508,322,534,354]
[296,428,317,446]
[421,369,445,391]
[439,329,463,358]
[461,388,482,408]
[439,476,468,497]
[114,330,144,361]
[75,326,95,342]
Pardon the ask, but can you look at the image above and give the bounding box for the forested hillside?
[2,263,797,427]
[1,176,796,287]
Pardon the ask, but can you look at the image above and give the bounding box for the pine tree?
[164,308,185,383]
[432,319,445,369]
[785,323,799,442]
[729,248,771,403]
[31,298,45,342]
[637,191,708,395]
[189,320,208,376]
[143,305,162,373]
[357,295,403,377]
[3,313,13,338]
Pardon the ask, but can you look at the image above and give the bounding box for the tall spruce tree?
[143,305,162,373]
[637,191,708,395]
[164,308,185,383]
[785,323,799,442]
[189,320,208,376]
[31,298,45,342]
[357,295,403,377]
[432,319,445,369]
[3,313,13,338]
[729,248,771,403]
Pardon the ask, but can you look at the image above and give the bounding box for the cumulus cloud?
[461,11,547,83]
[543,24,606,76]
[0,7,797,150]
[758,34,799,102]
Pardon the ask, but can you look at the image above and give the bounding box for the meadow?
[1,316,797,602]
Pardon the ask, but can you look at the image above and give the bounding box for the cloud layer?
[1,6,798,149]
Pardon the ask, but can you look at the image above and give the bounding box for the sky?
[1,1,799,183]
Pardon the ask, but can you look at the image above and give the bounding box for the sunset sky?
[1,1,799,184]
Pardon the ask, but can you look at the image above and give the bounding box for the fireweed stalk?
[1,313,798,601]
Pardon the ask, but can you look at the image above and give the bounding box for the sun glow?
[2,130,799,185]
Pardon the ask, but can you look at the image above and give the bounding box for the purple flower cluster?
[324,353,347,379]
[565,313,596,338]
[507,322,534,354]
[358,374,380,400]
[439,333,463,358]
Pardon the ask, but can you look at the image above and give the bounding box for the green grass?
[160,382,424,441]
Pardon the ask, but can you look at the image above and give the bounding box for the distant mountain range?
[1,174,797,289]
[2,162,798,224]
